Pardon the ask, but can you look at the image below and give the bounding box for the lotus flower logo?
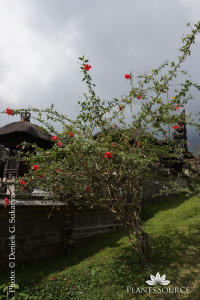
[146,273,170,286]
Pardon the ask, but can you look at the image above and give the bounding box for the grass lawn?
[0,193,200,299]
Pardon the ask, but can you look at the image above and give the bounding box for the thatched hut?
[0,111,54,180]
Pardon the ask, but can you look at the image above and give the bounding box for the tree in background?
[2,22,200,264]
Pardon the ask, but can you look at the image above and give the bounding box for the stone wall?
[142,170,190,206]
[0,200,118,268]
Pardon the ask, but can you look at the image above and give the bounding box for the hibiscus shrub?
[2,22,200,264]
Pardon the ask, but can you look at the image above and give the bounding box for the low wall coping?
[0,199,68,207]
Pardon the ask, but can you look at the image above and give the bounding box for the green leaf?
[18,292,30,297]
[14,284,19,289]
[2,286,7,293]
[0,285,6,290]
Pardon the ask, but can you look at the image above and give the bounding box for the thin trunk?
[135,229,153,264]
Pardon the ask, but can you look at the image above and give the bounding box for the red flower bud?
[125,74,131,80]
[51,135,59,140]
[84,64,92,71]
[6,107,13,115]
[4,198,9,208]
[104,152,113,159]
[33,165,40,171]
[68,132,74,137]
[19,180,26,185]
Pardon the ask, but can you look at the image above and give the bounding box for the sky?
[0,0,200,151]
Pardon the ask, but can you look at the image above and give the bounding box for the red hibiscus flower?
[188,143,190,146]
[104,152,113,159]
[119,105,123,111]
[57,142,63,146]
[68,132,74,137]
[137,141,140,147]
[70,173,72,176]
[125,74,131,79]
[6,107,13,115]
[4,198,9,208]
[33,165,40,171]
[51,135,59,141]
[19,180,26,185]
[138,95,142,100]
[173,125,179,130]
[175,106,181,110]
[56,169,61,173]
[86,186,90,192]
[84,64,92,71]
[39,175,44,178]
[179,123,184,127]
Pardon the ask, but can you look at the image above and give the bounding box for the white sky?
[0,0,200,148]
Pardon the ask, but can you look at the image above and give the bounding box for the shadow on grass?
[0,229,126,287]
[141,192,190,222]
[112,228,200,299]
[0,227,199,299]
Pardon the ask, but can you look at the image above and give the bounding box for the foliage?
[1,21,200,264]
[0,283,29,300]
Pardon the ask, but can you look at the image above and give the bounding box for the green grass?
[0,193,200,299]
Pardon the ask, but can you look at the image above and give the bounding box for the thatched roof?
[0,121,54,148]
